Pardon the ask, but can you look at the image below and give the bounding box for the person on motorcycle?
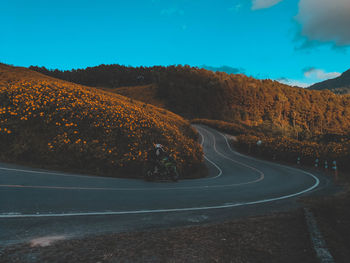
[146,144,179,181]
[149,144,166,174]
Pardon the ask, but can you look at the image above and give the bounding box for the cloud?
[276,68,341,88]
[160,8,184,16]
[251,0,283,10]
[277,78,310,88]
[303,67,341,80]
[228,3,243,12]
[295,0,350,46]
[201,65,245,74]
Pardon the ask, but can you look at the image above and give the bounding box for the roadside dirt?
[0,210,317,263]
[303,182,350,263]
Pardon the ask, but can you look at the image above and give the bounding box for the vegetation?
[193,119,350,173]
[29,64,156,88]
[0,64,203,178]
[31,64,350,136]
[30,64,350,174]
[234,134,350,172]
[102,84,166,108]
[192,119,264,137]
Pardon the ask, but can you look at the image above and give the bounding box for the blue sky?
[1,0,350,87]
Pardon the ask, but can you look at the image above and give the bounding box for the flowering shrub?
[192,118,350,173]
[0,64,203,178]
[234,135,350,173]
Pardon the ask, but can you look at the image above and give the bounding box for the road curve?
[0,125,329,244]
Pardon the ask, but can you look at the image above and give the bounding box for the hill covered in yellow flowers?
[0,64,203,178]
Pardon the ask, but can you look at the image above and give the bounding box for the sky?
[1,0,350,87]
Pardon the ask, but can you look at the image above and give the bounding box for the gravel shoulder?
[0,209,318,263]
[303,180,350,263]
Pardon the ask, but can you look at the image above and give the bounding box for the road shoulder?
[0,209,318,263]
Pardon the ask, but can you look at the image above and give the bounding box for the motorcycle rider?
[146,143,179,181]
[149,144,166,174]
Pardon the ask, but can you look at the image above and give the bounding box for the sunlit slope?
[0,64,203,178]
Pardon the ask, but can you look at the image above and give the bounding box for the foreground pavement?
[0,125,332,246]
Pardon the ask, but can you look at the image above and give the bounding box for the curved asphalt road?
[0,125,330,245]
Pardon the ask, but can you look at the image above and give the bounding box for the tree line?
[30,64,350,139]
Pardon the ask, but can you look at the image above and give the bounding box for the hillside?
[102,84,166,108]
[309,69,350,94]
[31,64,350,137]
[0,64,203,178]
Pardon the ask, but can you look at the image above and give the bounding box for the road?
[0,125,330,245]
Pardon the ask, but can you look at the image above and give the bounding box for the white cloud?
[228,3,243,12]
[277,68,341,88]
[296,0,350,46]
[277,78,310,88]
[252,0,283,10]
[303,68,341,80]
[160,8,184,16]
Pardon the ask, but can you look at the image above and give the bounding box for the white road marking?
[0,127,263,191]
[0,125,320,218]
[1,127,262,191]
[1,179,320,218]
[203,156,223,179]
[203,127,264,183]
[196,128,223,180]
[219,130,320,189]
[0,126,221,185]
[0,166,111,180]
[304,208,335,263]
[0,173,261,191]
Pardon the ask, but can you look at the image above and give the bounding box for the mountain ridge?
[308,68,350,94]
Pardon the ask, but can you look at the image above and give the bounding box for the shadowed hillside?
[0,64,204,178]
[102,84,166,108]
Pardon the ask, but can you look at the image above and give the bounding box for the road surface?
[0,125,330,245]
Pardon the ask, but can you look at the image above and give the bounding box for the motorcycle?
[144,156,179,182]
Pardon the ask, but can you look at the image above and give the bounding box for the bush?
[233,135,350,173]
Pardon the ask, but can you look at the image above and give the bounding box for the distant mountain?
[308,69,350,94]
